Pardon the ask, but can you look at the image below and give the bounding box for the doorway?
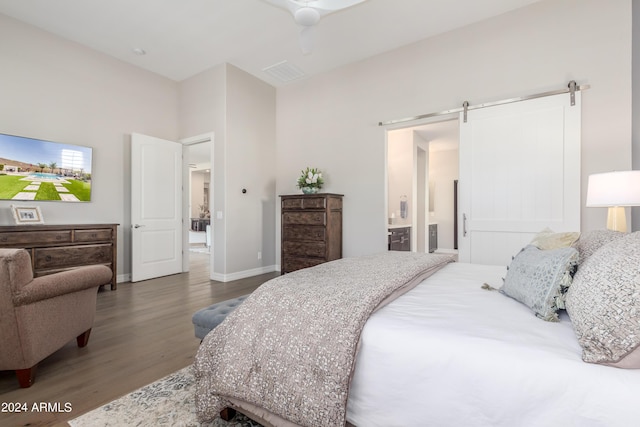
[384,86,582,265]
[181,133,214,277]
[386,119,459,254]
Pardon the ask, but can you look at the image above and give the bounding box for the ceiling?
[414,120,459,152]
[0,0,542,86]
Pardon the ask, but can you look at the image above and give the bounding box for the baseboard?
[116,265,278,284]
[211,265,277,282]
[117,273,131,283]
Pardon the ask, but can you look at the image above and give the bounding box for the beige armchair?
[0,248,113,388]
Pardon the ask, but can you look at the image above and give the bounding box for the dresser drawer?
[283,257,326,273]
[389,227,411,241]
[34,244,113,269]
[300,197,327,209]
[282,198,303,210]
[0,230,72,246]
[282,212,326,226]
[283,226,325,241]
[283,241,326,258]
[74,228,113,242]
[282,197,327,210]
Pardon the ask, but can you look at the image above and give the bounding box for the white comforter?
[347,262,640,427]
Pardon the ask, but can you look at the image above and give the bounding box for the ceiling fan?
[262,0,368,54]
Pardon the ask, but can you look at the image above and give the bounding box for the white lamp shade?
[586,171,640,207]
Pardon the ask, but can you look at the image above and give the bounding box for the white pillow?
[530,227,580,250]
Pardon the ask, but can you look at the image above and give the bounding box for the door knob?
[133,224,145,229]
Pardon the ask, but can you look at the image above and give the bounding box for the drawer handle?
[0,237,6,242]
[45,255,52,262]
[91,233,97,238]
[56,235,62,240]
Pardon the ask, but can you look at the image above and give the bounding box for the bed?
[194,230,640,427]
[348,262,640,426]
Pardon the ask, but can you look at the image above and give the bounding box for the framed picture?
[11,205,44,224]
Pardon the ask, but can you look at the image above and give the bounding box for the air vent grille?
[262,60,306,83]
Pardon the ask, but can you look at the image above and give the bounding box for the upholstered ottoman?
[192,295,249,340]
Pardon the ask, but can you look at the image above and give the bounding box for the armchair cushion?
[2,249,34,292]
[13,265,113,306]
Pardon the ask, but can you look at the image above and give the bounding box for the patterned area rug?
[68,366,262,427]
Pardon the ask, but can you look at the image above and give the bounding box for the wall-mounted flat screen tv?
[0,132,93,202]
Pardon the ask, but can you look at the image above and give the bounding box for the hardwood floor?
[0,252,278,427]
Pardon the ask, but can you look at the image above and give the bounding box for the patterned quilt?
[194,251,454,427]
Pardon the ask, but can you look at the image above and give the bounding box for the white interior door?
[458,92,581,265]
[131,133,183,282]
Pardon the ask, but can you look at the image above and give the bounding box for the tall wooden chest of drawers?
[280,193,343,273]
[0,223,118,290]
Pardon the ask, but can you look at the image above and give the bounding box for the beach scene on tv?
[0,133,92,202]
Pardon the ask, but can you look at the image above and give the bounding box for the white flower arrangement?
[296,167,324,190]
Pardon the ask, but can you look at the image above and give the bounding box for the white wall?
[179,64,228,274]
[429,149,459,251]
[0,16,278,281]
[1,0,634,276]
[276,0,632,262]
[226,65,277,275]
[0,13,179,279]
[633,0,640,231]
[179,64,277,279]
[387,128,414,226]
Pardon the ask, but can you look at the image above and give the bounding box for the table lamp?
[586,170,640,232]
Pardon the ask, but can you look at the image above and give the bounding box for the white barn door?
[458,92,581,265]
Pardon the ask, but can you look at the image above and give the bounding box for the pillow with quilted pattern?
[571,229,626,268]
[566,232,640,368]
[500,245,578,322]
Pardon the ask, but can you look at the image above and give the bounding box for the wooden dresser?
[280,193,343,273]
[0,223,118,290]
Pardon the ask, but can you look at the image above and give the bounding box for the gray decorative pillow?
[566,232,640,368]
[572,229,626,268]
[500,245,578,322]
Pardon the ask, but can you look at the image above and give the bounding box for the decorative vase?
[301,186,319,194]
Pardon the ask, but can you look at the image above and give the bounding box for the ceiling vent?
[262,60,306,83]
